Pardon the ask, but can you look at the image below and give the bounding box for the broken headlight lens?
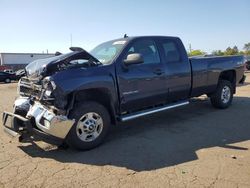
[45,81,56,97]
[43,77,56,97]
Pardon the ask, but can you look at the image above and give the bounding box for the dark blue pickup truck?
[2,36,246,150]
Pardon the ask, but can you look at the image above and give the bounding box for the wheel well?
[219,70,236,93]
[73,88,116,125]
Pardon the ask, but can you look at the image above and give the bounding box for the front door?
[116,38,168,113]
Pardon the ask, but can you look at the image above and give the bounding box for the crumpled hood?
[25,50,99,79]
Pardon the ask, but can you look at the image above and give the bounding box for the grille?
[19,77,42,98]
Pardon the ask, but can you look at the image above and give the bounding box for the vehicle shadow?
[19,96,250,172]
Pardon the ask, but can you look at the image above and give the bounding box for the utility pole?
[70,34,73,47]
[189,43,192,53]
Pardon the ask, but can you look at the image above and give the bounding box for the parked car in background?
[0,71,16,83]
[3,69,15,74]
[0,65,11,71]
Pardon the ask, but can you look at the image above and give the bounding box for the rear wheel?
[66,101,111,150]
[5,78,11,83]
[210,80,233,109]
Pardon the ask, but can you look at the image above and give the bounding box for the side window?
[126,39,160,64]
[127,47,135,54]
[161,40,181,63]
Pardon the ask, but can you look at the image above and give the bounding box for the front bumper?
[2,98,75,145]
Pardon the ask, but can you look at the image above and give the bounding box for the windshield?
[90,40,127,65]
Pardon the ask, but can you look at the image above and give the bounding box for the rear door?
[116,38,168,112]
[158,38,192,101]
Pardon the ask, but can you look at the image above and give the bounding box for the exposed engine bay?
[18,48,102,116]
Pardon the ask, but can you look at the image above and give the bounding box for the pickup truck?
[2,36,246,150]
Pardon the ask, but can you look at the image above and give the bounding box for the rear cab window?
[160,39,182,63]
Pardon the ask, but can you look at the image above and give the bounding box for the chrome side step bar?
[120,100,189,122]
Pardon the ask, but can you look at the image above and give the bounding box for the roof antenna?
[124,34,128,38]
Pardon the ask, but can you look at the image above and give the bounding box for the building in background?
[0,53,54,71]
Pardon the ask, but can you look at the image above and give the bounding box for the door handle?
[153,69,164,75]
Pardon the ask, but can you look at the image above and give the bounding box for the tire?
[5,78,11,83]
[210,80,233,109]
[66,101,111,150]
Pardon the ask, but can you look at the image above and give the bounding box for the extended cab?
[2,36,246,150]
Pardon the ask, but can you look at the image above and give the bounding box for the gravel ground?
[0,73,250,188]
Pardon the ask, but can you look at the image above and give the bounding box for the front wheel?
[66,101,111,150]
[210,80,233,109]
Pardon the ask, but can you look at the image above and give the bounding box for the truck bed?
[189,55,245,97]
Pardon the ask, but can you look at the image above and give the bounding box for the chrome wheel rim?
[221,86,231,104]
[76,112,103,142]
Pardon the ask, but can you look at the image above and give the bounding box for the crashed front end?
[2,48,101,145]
[2,53,78,144]
[2,77,75,144]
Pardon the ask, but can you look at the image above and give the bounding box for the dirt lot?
[0,73,250,188]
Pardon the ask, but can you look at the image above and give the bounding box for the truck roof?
[111,35,180,43]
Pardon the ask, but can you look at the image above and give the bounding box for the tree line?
[188,42,250,57]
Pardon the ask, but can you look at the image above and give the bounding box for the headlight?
[45,89,52,97]
[43,77,56,98]
[45,81,56,97]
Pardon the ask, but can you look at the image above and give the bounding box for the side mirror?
[124,53,144,65]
